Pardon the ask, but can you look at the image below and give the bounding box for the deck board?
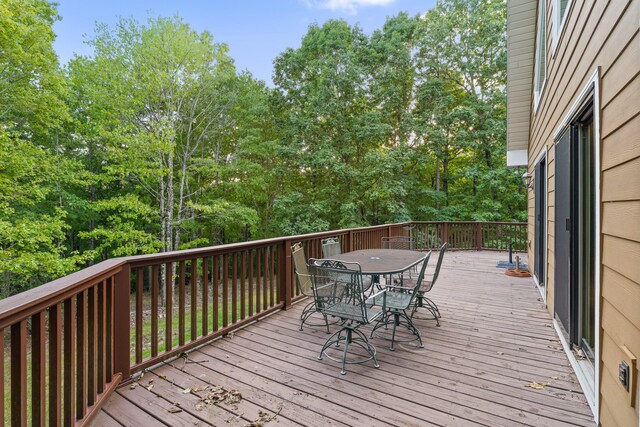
[95,251,595,426]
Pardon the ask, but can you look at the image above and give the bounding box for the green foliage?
[0,0,526,298]
[0,131,88,298]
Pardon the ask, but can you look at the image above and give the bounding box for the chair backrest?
[309,258,371,324]
[291,243,313,296]
[408,251,432,299]
[424,242,447,292]
[382,236,416,250]
[321,237,342,258]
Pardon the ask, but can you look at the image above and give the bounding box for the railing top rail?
[0,258,125,328]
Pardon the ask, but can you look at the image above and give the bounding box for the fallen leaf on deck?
[183,388,192,394]
[130,383,138,390]
[496,351,504,355]
[168,405,182,413]
[146,384,154,391]
[525,382,545,390]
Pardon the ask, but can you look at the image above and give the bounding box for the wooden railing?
[0,221,525,425]
[412,221,528,251]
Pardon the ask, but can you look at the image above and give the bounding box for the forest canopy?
[0,0,525,297]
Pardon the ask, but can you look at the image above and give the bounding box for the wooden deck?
[94,251,595,426]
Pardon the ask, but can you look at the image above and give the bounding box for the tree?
[68,16,239,256]
[0,0,88,297]
[413,0,525,220]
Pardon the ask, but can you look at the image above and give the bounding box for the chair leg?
[319,326,379,374]
[300,300,336,332]
[411,295,441,326]
[390,312,399,351]
[371,310,423,349]
[340,329,352,375]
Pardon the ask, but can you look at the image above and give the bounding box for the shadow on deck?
[94,251,595,426]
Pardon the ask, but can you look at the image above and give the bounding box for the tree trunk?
[435,157,441,210]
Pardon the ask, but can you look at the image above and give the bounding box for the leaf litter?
[194,385,243,411]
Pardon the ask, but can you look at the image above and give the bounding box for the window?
[553,0,571,50]
[533,0,547,108]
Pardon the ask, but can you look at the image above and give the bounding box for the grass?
[131,294,270,363]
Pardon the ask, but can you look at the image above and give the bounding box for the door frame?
[532,147,548,303]
[552,67,601,420]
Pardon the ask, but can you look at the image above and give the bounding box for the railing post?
[442,222,449,247]
[476,222,483,251]
[113,263,131,382]
[348,229,354,252]
[280,241,292,309]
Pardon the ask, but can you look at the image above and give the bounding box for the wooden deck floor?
[94,251,595,426]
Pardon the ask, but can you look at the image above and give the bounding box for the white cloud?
[305,0,398,14]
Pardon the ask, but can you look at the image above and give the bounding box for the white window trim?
[552,0,573,56]
[534,80,546,114]
[533,0,547,113]
[532,147,548,304]
[552,67,601,422]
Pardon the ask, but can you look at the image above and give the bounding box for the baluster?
[151,265,159,357]
[213,255,219,332]
[191,259,197,341]
[63,297,76,426]
[248,251,254,317]
[88,286,98,407]
[262,247,269,310]
[222,253,229,328]
[232,252,238,324]
[165,262,173,352]
[269,246,276,307]
[11,320,27,426]
[32,312,46,425]
[135,268,143,364]
[178,261,186,346]
[97,281,106,393]
[256,249,262,314]
[76,291,87,420]
[202,257,209,336]
[106,276,114,382]
[240,251,246,319]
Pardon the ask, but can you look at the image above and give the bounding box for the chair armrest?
[383,284,414,293]
[366,289,387,312]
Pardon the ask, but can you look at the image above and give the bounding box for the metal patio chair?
[369,251,432,351]
[309,258,386,375]
[410,242,447,326]
[292,242,335,333]
[381,236,416,250]
[321,237,342,258]
[382,235,418,282]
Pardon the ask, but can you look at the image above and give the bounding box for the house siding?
[526,0,640,425]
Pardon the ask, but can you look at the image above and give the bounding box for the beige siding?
[526,0,640,425]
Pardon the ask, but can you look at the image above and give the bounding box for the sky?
[52,0,436,86]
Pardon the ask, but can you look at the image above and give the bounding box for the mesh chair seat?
[323,303,382,323]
